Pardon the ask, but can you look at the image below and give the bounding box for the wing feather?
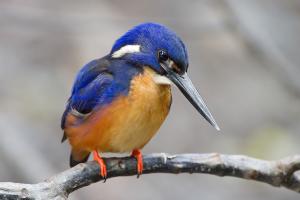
[61,58,114,130]
[61,57,141,131]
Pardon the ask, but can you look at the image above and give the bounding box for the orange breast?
[65,67,171,153]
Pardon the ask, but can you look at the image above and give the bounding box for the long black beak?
[161,62,220,131]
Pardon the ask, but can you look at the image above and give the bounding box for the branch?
[0,153,299,199]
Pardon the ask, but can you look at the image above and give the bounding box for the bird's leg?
[131,149,143,177]
[93,151,107,180]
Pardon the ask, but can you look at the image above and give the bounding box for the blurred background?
[0,0,300,199]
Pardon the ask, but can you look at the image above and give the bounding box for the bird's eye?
[158,50,169,61]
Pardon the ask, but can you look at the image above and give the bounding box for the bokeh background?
[0,0,300,199]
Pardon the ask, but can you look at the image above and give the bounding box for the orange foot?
[131,149,143,178]
[93,151,107,181]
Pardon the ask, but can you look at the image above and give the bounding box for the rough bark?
[0,153,299,199]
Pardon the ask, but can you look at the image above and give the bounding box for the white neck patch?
[153,74,172,85]
[112,45,140,58]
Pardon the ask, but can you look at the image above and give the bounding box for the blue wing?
[71,59,108,96]
[61,59,112,129]
[61,57,141,130]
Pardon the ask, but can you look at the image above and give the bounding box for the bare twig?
[0,153,299,199]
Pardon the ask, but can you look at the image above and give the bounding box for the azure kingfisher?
[61,22,219,179]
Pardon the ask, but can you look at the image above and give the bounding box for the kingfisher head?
[110,23,219,130]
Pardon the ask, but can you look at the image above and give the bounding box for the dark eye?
[158,50,169,61]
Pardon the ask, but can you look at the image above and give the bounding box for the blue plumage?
[71,59,141,108]
[111,23,189,73]
[67,23,188,114]
[61,23,190,129]
[61,22,219,172]
[61,57,141,129]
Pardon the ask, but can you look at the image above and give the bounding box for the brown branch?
[0,153,299,199]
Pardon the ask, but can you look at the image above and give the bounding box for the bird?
[61,22,219,179]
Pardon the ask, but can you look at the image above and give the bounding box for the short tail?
[69,149,90,167]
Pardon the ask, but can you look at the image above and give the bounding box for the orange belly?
[65,67,171,153]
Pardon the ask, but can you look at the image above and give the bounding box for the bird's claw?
[93,151,107,182]
[131,149,143,178]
